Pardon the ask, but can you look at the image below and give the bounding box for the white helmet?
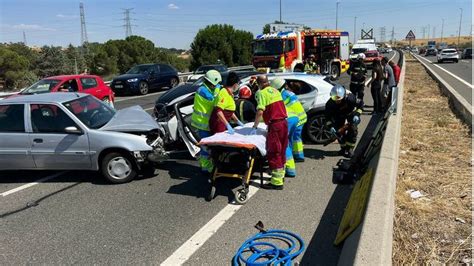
[270,78,286,91]
[204,70,222,86]
[357,53,366,60]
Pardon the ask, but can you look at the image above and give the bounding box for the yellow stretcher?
[206,145,265,204]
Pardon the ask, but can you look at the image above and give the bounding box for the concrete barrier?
[412,53,472,127]
[338,51,406,265]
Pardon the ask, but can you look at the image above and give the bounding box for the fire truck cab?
[252,30,350,80]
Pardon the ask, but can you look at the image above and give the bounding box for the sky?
[0,0,472,49]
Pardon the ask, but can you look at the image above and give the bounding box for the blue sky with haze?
[0,0,472,49]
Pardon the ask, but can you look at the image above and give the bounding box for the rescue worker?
[304,54,318,73]
[270,78,298,177]
[191,70,222,174]
[285,82,307,162]
[347,53,367,101]
[251,76,288,190]
[235,86,256,123]
[209,71,244,134]
[325,84,363,158]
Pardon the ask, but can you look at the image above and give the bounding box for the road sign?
[361,29,373,40]
[405,30,416,40]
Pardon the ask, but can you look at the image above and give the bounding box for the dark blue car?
[111,63,179,95]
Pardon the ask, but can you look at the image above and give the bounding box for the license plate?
[114,85,123,88]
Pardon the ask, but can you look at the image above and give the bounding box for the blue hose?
[233,229,305,266]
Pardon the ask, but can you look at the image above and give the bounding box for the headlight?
[127,78,138,82]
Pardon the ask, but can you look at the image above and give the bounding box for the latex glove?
[352,115,361,125]
[236,120,245,127]
[226,123,235,134]
[330,127,337,135]
[249,128,257,135]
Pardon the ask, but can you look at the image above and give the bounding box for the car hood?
[113,73,146,81]
[99,105,158,132]
[156,83,198,105]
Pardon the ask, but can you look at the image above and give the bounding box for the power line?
[391,26,395,44]
[380,26,386,42]
[122,8,134,38]
[79,2,89,44]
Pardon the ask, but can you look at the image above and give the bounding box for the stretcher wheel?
[234,188,249,205]
[207,186,216,201]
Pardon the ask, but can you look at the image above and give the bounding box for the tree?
[190,24,253,70]
[35,46,68,78]
[0,46,31,89]
[263,24,271,34]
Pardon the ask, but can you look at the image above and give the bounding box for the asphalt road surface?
[413,54,472,105]
[0,51,398,265]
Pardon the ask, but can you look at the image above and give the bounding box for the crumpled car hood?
[99,105,158,132]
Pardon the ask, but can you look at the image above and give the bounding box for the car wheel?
[139,81,149,95]
[306,113,332,144]
[438,59,442,63]
[454,59,458,63]
[330,64,340,80]
[170,77,179,88]
[101,152,137,184]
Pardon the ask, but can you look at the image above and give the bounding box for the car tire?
[305,113,332,144]
[170,77,179,88]
[438,59,442,63]
[330,64,340,81]
[101,152,137,184]
[139,81,149,95]
[454,59,458,63]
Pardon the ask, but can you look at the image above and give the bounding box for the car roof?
[0,92,88,104]
[44,74,100,80]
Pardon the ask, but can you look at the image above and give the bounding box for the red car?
[16,75,115,107]
[364,50,383,66]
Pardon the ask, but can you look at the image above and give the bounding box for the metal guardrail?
[104,65,256,86]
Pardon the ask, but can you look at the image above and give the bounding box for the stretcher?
[199,126,267,204]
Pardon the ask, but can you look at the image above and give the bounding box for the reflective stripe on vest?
[191,84,217,131]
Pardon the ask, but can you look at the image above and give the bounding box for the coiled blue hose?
[233,229,305,266]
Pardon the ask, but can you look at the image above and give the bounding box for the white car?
[156,73,337,157]
[437,49,459,63]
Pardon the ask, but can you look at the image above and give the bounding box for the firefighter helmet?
[270,78,286,91]
[358,53,366,60]
[204,70,222,86]
[330,84,346,101]
[239,86,252,99]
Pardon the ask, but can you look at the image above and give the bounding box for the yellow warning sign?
[334,168,374,245]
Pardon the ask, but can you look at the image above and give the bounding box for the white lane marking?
[161,185,259,265]
[114,91,166,102]
[1,172,65,197]
[461,60,469,63]
[416,55,473,89]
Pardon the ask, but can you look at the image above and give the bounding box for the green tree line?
[0,24,255,90]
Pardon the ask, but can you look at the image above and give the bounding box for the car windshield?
[63,95,116,129]
[252,39,283,56]
[352,48,367,54]
[126,65,153,74]
[22,79,61,94]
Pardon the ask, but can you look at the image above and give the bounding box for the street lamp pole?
[353,16,357,44]
[279,0,282,22]
[441,18,444,43]
[458,8,463,46]
[336,1,340,30]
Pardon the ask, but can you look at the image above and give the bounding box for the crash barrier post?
[337,50,405,265]
[411,53,472,127]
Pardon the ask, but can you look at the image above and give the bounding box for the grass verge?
[392,54,472,264]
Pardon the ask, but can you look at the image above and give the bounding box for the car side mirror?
[65,126,83,135]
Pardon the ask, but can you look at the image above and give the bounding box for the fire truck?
[252,30,350,80]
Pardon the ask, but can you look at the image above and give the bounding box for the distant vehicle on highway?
[437,49,459,63]
[16,75,115,107]
[425,48,437,56]
[461,48,472,59]
[410,47,419,54]
[187,64,228,83]
[363,50,383,67]
[0,93,168,183]
[111,63,179,96]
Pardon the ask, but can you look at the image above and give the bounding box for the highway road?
[0,51,398,265]
[413,54,472,105]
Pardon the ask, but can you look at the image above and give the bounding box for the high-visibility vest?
[281,89,307,127]
[191,84,218,131]
[215,87,236,112]
[279,56,286,72]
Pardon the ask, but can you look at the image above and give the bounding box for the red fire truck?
[252,29,350,80]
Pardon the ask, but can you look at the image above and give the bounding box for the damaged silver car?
[0,93,168,183]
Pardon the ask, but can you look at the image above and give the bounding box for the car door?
[80,77,103,100]
[0,104,36,170]
[285,79,316,111]
[158,64,173,87]
[29,103,91,170]
[148,65,161,89]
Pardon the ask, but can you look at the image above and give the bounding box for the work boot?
[294,158,305,163]
[261,183,284,190]
[338,148,347,156]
